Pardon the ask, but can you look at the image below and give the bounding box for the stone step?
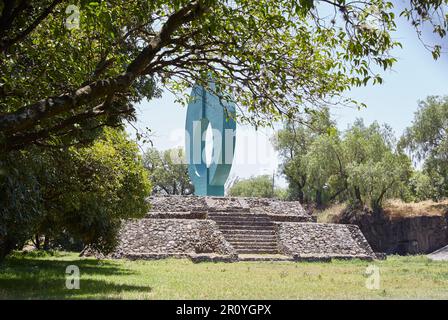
[209,212,270,216]
[224,232,277,237]
[217,224,276,230]
[227,238,277,245]
[211,220,274,226]
[208,212,267,216]
[219,229,276,236]
[230,239,277,243]
[209,213,271,218]
[236,248,280,254]
[225,236,277,242]
[226,237,277,243]
[208,214,271,222]
[227,240,277,245]
[209,212,281,255]
[230,239,277,244]
[208,208,251,213]
[231,244,278,249]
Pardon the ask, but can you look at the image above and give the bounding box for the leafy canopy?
[400,96,448,199]
[143,147,194,195]
[1,0,447,151]
[0,128,151,258]
[275,116,413,208]
[228,175,276,198]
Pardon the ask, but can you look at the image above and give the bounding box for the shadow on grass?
[0,253,152,299]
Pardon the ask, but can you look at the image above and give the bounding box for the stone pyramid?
[110,196,376,262]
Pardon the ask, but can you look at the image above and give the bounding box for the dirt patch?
[383,199,448,220]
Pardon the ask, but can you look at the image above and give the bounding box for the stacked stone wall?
[111,218,236,260]
[147,195,313,222]
[337,209,448,254]
[276,222,375,260]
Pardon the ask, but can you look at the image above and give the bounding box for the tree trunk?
[43,236,50,251]
[0,238,16,261]
[354,186,362,205]
[34,234,41,250]
[297,189,304,203]
[315,189,323,207]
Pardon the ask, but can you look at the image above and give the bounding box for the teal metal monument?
[185,82,236,196]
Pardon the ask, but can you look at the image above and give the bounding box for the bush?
[228,175,275,198]
[0,128,151,259]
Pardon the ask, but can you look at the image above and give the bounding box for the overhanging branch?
[0,0,206,147]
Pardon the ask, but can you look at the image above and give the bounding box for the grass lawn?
[0,251,447,299]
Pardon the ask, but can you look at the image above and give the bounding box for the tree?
[0,152,42,258]
[273,124,311,202]
[346,152,412,210]
[228,175,275,198]
[303,133,346,206]
[400,96,448,200]
[143,147,194,195]
[276,116,413,209]
[340,120,412,209]
[273,108,336,202]
[1,0,447,153]
[408,170,442,202]
[0,128,151,259]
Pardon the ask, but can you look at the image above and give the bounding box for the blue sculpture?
[185,82,236,196]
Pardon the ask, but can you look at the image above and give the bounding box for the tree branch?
[0,0,206,147]
[0,0,62,53]
[3,97,133,151]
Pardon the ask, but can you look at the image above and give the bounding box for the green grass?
[1,251,448,299]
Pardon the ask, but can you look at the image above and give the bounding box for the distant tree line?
[143,147,194,196]
[228,175,281,199]
[273,96,448,209]
[147,96,447,208]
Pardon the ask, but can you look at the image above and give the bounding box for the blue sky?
[127,14,448,188]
